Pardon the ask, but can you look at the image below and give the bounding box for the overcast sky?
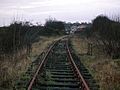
[0,0,120,26]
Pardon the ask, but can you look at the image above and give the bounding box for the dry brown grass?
[0,36,63,89]
[71,36,88,54]
[71,36,120,90]
[94,59,120,90]
[31,36,63,61]
[0,53,31,89]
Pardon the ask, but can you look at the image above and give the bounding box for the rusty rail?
[66,40,90,90]
[27,40,59,90]
[27,37,90,90]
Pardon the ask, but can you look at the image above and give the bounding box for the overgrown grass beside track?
[71,36,120,90]
[0,36,62,90]
[30,36,63,61]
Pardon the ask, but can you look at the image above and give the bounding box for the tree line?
[82,15,120,59]
[0,19,66,58]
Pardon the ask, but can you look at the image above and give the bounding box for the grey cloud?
[0,0,120,26]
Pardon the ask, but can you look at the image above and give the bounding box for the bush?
[91,15,120,58]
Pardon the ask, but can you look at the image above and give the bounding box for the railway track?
[15,38,99,90]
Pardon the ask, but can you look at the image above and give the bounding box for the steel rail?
[27,40,59,90]
[66,40,90,90]
[27,37,90,90]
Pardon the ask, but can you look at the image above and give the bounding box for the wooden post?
[90,44,92,56]
[87,43,92,55]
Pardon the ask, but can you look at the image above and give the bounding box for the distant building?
[74,24,87,33]
[70,26,78,33]
[74,23,91,34]
[64,22,91,34]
